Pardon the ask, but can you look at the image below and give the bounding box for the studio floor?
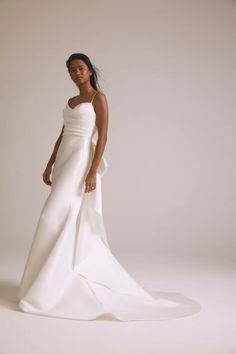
[0,251,235,354]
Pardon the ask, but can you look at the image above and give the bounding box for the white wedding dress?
[17,91,201,321]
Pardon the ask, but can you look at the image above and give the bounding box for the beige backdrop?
[0,0,236,262]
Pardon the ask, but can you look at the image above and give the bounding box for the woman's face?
[69,59,92,86]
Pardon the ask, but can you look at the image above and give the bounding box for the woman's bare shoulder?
[68,95,78,104]
[95,91,108,103]
[96,90,106,97]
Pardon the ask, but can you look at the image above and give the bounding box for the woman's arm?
[89,93,108,173]
[46,124,64,168]
[84,93,108,193]
[42,125,64,186]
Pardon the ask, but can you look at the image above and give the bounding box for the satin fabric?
[17,100,201,321]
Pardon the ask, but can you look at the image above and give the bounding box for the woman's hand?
[84,170,96,192]
[42,164,52,186]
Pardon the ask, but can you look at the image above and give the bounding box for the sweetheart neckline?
[66,102,94,110]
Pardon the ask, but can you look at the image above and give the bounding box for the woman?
[42,55,108,194]
[17,53,201,321]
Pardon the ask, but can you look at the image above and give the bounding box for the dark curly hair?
[66,53,102,92]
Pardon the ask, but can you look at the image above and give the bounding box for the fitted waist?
[62,126,95,138]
